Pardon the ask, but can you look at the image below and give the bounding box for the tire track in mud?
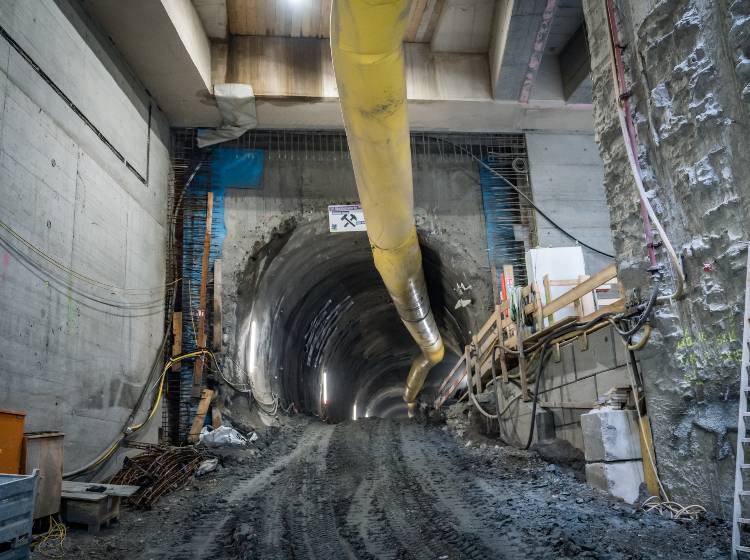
[172,423,333,559]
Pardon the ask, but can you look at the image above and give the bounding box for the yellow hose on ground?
[330,0,444,415]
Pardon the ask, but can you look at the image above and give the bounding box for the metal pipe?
[330,0,445,415]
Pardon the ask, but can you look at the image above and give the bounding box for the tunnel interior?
[235,220,474,423]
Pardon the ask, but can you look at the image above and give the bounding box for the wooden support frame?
[188,388,214,443]
[212,258,223,351]
[192,192,214,398]
[171,312,182,372]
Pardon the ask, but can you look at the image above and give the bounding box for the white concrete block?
[585,460,645,504]
[581,408,642,462]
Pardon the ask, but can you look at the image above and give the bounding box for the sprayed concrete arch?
[231,218,491,423]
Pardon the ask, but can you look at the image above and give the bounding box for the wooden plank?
[537,401,597,409]
[188,389,215,443]
[211,405,222,429]
[437,353,466,395]
[193,193,214,398]
[542,264,617,318]
[580,298,625,322]
[172,311,182,371]
[504,315,578,349]
[62,481,139,498]
[213,259,222,351]
[476,307,498,341]
[61,491,107,503]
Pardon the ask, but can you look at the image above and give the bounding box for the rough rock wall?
[583,0,750,516]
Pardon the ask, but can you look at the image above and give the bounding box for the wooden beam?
[193,192,214,398]
[211,405,222,429]
[541,264,617,319]
[213,259,223,351]
[171,312,182,371]
[537,400,597,409]
[188,389,214,443]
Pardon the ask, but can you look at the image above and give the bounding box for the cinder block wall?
[0,0,171,471]
[496,326,633,450]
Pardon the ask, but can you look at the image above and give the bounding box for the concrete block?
[535,408,556,442]
[594,365,630,400]
[573,328,616,377]
[561,374,598,404]
[585,461,644,504]
[580,408,642,462]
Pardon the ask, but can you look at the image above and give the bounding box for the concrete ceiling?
[81,0,594,130]
[220,0,494,50]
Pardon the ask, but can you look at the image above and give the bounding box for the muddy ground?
[37,417,729,559]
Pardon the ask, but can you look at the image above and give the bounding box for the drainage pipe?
[330,0,445,415]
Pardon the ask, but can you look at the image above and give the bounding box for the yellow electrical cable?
[129,349,209,431]
[627,324,652,351]
[69,349,213,474]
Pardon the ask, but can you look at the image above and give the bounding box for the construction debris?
[111,445,212,508]
[199,425,255,447]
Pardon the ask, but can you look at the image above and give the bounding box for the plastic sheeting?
[197,83,258,148]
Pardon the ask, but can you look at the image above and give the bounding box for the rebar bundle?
[111,445,211,508]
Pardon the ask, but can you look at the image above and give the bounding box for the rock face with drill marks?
[582,0,750,516]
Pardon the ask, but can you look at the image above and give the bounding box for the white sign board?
[328,204,367,232]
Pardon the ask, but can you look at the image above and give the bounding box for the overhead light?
[353,403,357,421]
[322,371,328,404]
[248,320,257,372]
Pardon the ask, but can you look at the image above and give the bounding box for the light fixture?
[352,403,357,421]
[322,371,328,404]
[248,320,257,372]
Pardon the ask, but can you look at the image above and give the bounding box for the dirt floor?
[37,417,730,560]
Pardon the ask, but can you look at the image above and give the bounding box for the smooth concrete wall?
[526,132,614,274]
[0,0,170,471]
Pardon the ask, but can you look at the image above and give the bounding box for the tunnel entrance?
[235,220,470,423]
[169,129,529,435]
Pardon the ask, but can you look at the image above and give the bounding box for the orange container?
[0,409,26,474]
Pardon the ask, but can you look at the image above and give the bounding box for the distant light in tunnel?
[248,320,257,372]
[322,371,328,404]
[352,403,357,421]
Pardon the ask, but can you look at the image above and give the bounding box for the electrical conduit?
[330,0,444,415]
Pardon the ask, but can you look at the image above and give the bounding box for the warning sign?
[328,204,367,233]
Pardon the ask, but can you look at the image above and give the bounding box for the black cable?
[524,343,551,450]
[490,345,503,431]
[428,136,616,259]
[610,284,658,338]
[0,24,147,184]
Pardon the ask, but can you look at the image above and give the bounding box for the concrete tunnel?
[236,220,473,423]
[2,0,747,556]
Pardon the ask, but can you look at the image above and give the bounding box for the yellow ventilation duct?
[330,0,444,415]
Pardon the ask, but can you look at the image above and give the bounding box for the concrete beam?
[430,0,495,54]
[559,24,591,101]
[252,97,593,132]
[219,36,592,132]
[490,0,558,102]
[192,0,228,40]
[81,0,221,126]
